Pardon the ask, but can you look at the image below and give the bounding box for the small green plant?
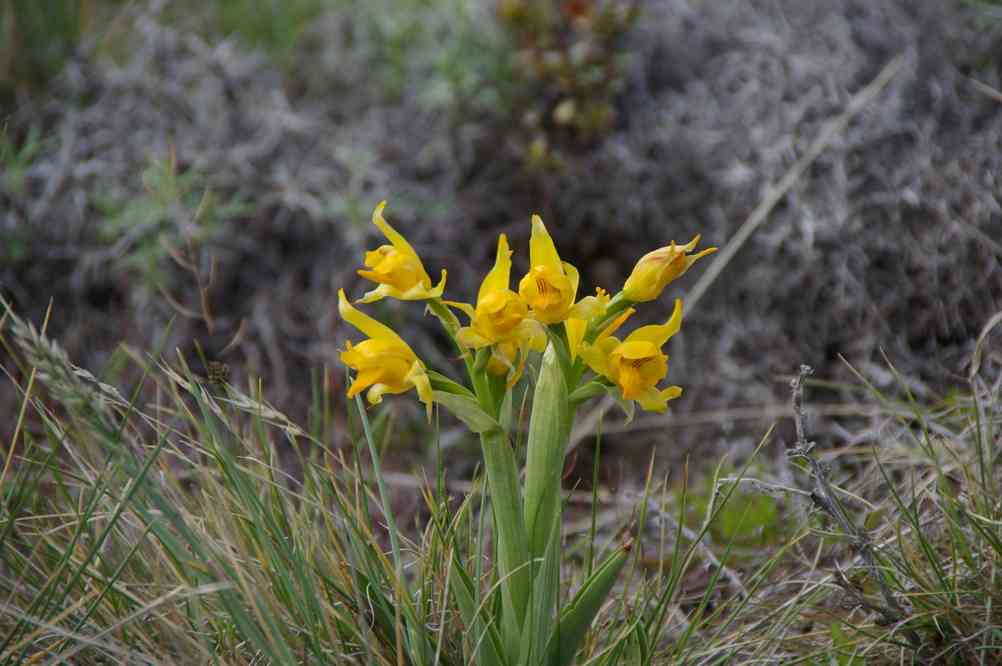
[94,151,245,297]
[0,123,42,199]
[0,123,43,264]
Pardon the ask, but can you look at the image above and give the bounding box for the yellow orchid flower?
[452,234,531,346]
[356,201,447,303]
[450,234,546,385]
[622,236,717,303]
[337,289,434,420]
[517,215,580,324]
[579,299,685,413]
[565,287,611,360]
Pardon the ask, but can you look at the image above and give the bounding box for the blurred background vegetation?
[2,0,1002,485]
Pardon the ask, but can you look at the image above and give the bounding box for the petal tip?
[337,288,352,315]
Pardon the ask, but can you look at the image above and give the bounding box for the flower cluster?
[338,200,715,417]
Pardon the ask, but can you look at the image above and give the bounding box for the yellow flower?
[579,299,685,412]
[485,340,521,378]
[565,287,611,361]
[622,236,717,303]
[337,289,434,420]
[452,234,531,346]
[356,201,447,303]
[517,215,580,324]
[451,234,545,385]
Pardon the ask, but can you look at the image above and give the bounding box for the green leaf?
[478,428,531,652]
[427,369,476,399]
[433,390,501,433]
[829,621,864,666]
[524,344,571,559]
[450,550,506,666]
[569,380,608,405]
[545,542,631,666]
[863,508,885,532]
[605,385,635,423]
[520,519,561,666]
[498,381,516,436]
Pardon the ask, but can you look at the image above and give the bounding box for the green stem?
[355,395,431,662]
[426,298,462,339]
[354,395,404,578]
[427,297,477,377]
[584,292,632,344]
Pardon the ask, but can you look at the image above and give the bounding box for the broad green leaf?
[545,542,631,666]
[569,381,607,405]
[427,369,477,399]
[434,390,501,433]
[524,345,571,560]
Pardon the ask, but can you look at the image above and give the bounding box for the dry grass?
[2,299,1002,663]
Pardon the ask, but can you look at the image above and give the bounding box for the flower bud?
[622,236,716,302]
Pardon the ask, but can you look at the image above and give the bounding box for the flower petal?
[567,293,608,321]
[579,336,619,379]
[338,289,414,353]
[562,261,580,306]
[371,200,432,284]
[406,361,435,422]
[596,307,636,343]
[565,318,587,360]
[635,385,683,413]
[367,381,410,405]
[679,234,701,252]
[346,367,384,398]
[396,269,447,300]
[516,318,548,351]
[444,300,476,320]
[529,215,563,273]
[479,234,513,303]
[624,299,683,348]
[456,326,492,349]
[357,283,393,304]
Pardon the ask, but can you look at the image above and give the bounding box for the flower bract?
[337,289,434,420]
[356,201,447,303]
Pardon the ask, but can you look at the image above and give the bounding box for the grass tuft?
[2,298,1002,663]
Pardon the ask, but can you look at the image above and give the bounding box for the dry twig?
[787,365,918,643]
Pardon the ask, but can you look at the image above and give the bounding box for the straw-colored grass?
[3,298,1002,664]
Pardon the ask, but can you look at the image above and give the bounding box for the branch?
[787,365,917,639]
